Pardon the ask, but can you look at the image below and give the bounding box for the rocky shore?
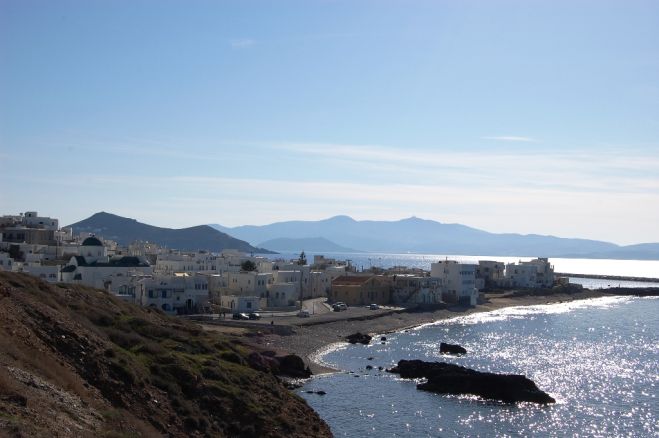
[244,288,610,374]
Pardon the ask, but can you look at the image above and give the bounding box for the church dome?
[81,236,103,246]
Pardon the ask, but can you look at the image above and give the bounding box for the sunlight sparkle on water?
[304,297,658,437]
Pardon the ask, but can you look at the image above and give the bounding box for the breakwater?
[559,272,659,283]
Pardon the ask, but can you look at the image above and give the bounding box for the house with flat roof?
[330,275,391,306]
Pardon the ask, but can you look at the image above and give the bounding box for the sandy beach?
[235,289,609,375]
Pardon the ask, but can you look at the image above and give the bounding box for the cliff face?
[0,272,331,437]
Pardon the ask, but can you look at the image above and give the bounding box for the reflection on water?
[302,297,659,437]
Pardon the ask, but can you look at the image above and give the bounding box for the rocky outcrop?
[388,360,555,404]
[276,354,312,378]
[440,342,467,355]
[247,351,312,378]
[346,332,372,345]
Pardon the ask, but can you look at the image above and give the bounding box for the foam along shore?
[250,288,654,375]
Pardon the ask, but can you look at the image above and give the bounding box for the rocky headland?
[0,272,330,437]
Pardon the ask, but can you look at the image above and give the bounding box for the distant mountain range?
[256,237,360,253]
[210,216,659,260]
[68,212,273,254]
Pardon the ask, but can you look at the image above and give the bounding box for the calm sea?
[301,296,659,437]
[266,252,659,288]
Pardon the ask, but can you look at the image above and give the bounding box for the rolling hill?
[68,212,274,253]
[211,216,659,260]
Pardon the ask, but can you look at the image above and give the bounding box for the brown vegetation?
[0,272,331,437]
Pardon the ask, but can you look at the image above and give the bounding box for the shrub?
[220,351,244,365]
[107,328,142,350]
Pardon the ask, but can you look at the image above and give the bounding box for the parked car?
[368,303,379,310]
[248,312,261,320]
[232,313,249,320]
[297,309,310,318]
[332,302,348,311]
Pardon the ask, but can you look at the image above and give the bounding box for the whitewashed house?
[267,283,298,307]
[0,252,13,271]
[137,274,210,314]
[476,260,505,288]
[504,258,555,288]
[225,271,273,297]
[60,236,152,292]
[430,260,478,306]
[220,295,261,313]
[392,275,443,305]
[19,263,61,283]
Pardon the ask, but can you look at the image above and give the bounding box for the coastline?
[248,289,610,375]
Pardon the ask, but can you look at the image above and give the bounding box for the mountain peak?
[67,212,273,253]
[324,215,356,223]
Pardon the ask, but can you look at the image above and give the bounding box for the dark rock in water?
[378,366,383,371]
[316,390,326,396]
[305,390,314,394]
[388,360,555,404]
[440,342,467,355]
[277,354,312,378]
[366,365,373,370]
[381,336,387,341]
[346,332,372,345]
[381,341,386,345]
[367,357,374,360]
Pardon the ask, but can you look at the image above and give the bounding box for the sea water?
[300,296,659,437]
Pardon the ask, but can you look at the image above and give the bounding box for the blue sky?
[1,0,658,245]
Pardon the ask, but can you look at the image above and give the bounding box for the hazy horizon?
[2,1,658,245]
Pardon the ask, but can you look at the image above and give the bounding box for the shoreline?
[247,289,611,375]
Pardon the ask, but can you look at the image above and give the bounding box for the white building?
[22,211,59,230]
[268,283,298,307]
[476,260,505,288]
[137,274,210,314]
[225,271,273,297]
[220,295,261,313]
[392,275,443,305]
[19,263,61,283]
[60,236,153,292]
[504,258,555,288]
[0,252,13,271]
[430,260,478,306]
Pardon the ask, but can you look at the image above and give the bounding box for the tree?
[298,251,307,266]
[241,260,257,272]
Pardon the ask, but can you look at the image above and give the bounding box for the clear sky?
[1,0,658,245]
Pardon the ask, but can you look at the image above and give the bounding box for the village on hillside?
[0,211,563,317]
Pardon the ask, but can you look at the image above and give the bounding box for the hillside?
[211,216,648,258]
[0,272,330,437]
[68,212,274,254]
[256,237,360,253]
